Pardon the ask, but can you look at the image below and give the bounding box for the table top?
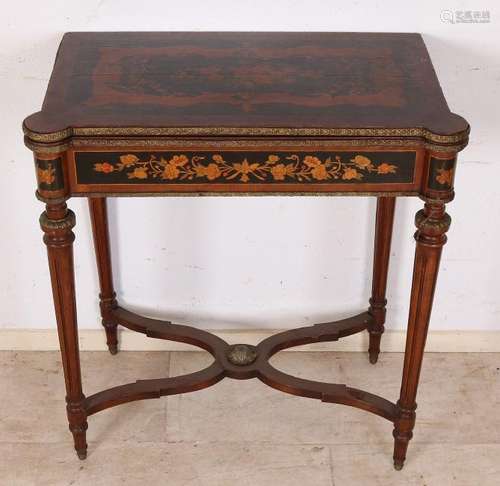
[23,32,468,143]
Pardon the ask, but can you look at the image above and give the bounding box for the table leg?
[368,196,395,364]
[393,200,451,470]
[89,197,118,354]
[40,201,88,459]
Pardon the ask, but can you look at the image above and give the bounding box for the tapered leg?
[393,201,451,470]
[89,197,119,354]
[40,201,88,459]
[368,197,396,364]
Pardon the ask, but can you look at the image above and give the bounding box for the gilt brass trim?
[415,210,452,234]
[39,210,76,231]
[72,190,418,198]
[24,136,468,156]
[72,138,421,149]
[70,138,467,153]
[25,137,71,154]
[23,124,470,146]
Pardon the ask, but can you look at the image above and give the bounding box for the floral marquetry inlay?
[35,157,64,192]
[435,168,453,186]
[37,163,56,185]
[427,156,456,191]
[93,153,398,183]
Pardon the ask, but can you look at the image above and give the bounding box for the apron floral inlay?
[92,153,398,183]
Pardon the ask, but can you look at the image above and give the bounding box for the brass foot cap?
[393,461,404,471]
[77,450,87,460]
[108,344,118,355]
[369,353,378,364]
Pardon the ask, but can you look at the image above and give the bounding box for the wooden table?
[23,32,469,470]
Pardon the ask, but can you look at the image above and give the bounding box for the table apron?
[66,148,424,196]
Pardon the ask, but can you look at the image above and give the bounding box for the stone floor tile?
[0,351,169,444]
[0,441,332,486]
[329,443,500,486]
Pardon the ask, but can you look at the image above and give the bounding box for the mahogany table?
[23,32,469,470]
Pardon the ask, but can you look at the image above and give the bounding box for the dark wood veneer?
[23,32,468,142]
[24,31,469,472]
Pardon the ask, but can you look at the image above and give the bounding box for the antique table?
[23,32,469,470]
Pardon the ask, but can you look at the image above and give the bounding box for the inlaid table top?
[24,32,468,141]
[23,32,469,197]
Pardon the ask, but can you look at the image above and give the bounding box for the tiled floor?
[1,350,499,485]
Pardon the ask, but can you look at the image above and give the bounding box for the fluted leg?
[41,201,88,459]
[393,201,451,470]
[89,197,118,354]
[368,197,395,364]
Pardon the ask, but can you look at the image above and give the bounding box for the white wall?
[1,1,499,333]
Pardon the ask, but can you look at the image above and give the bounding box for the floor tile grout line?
[167,350,172,377]
[0,439,500,446]
[5,437,500,449]
[165,351,172,442]
[4,439,500,446]
[328,445,336,486]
